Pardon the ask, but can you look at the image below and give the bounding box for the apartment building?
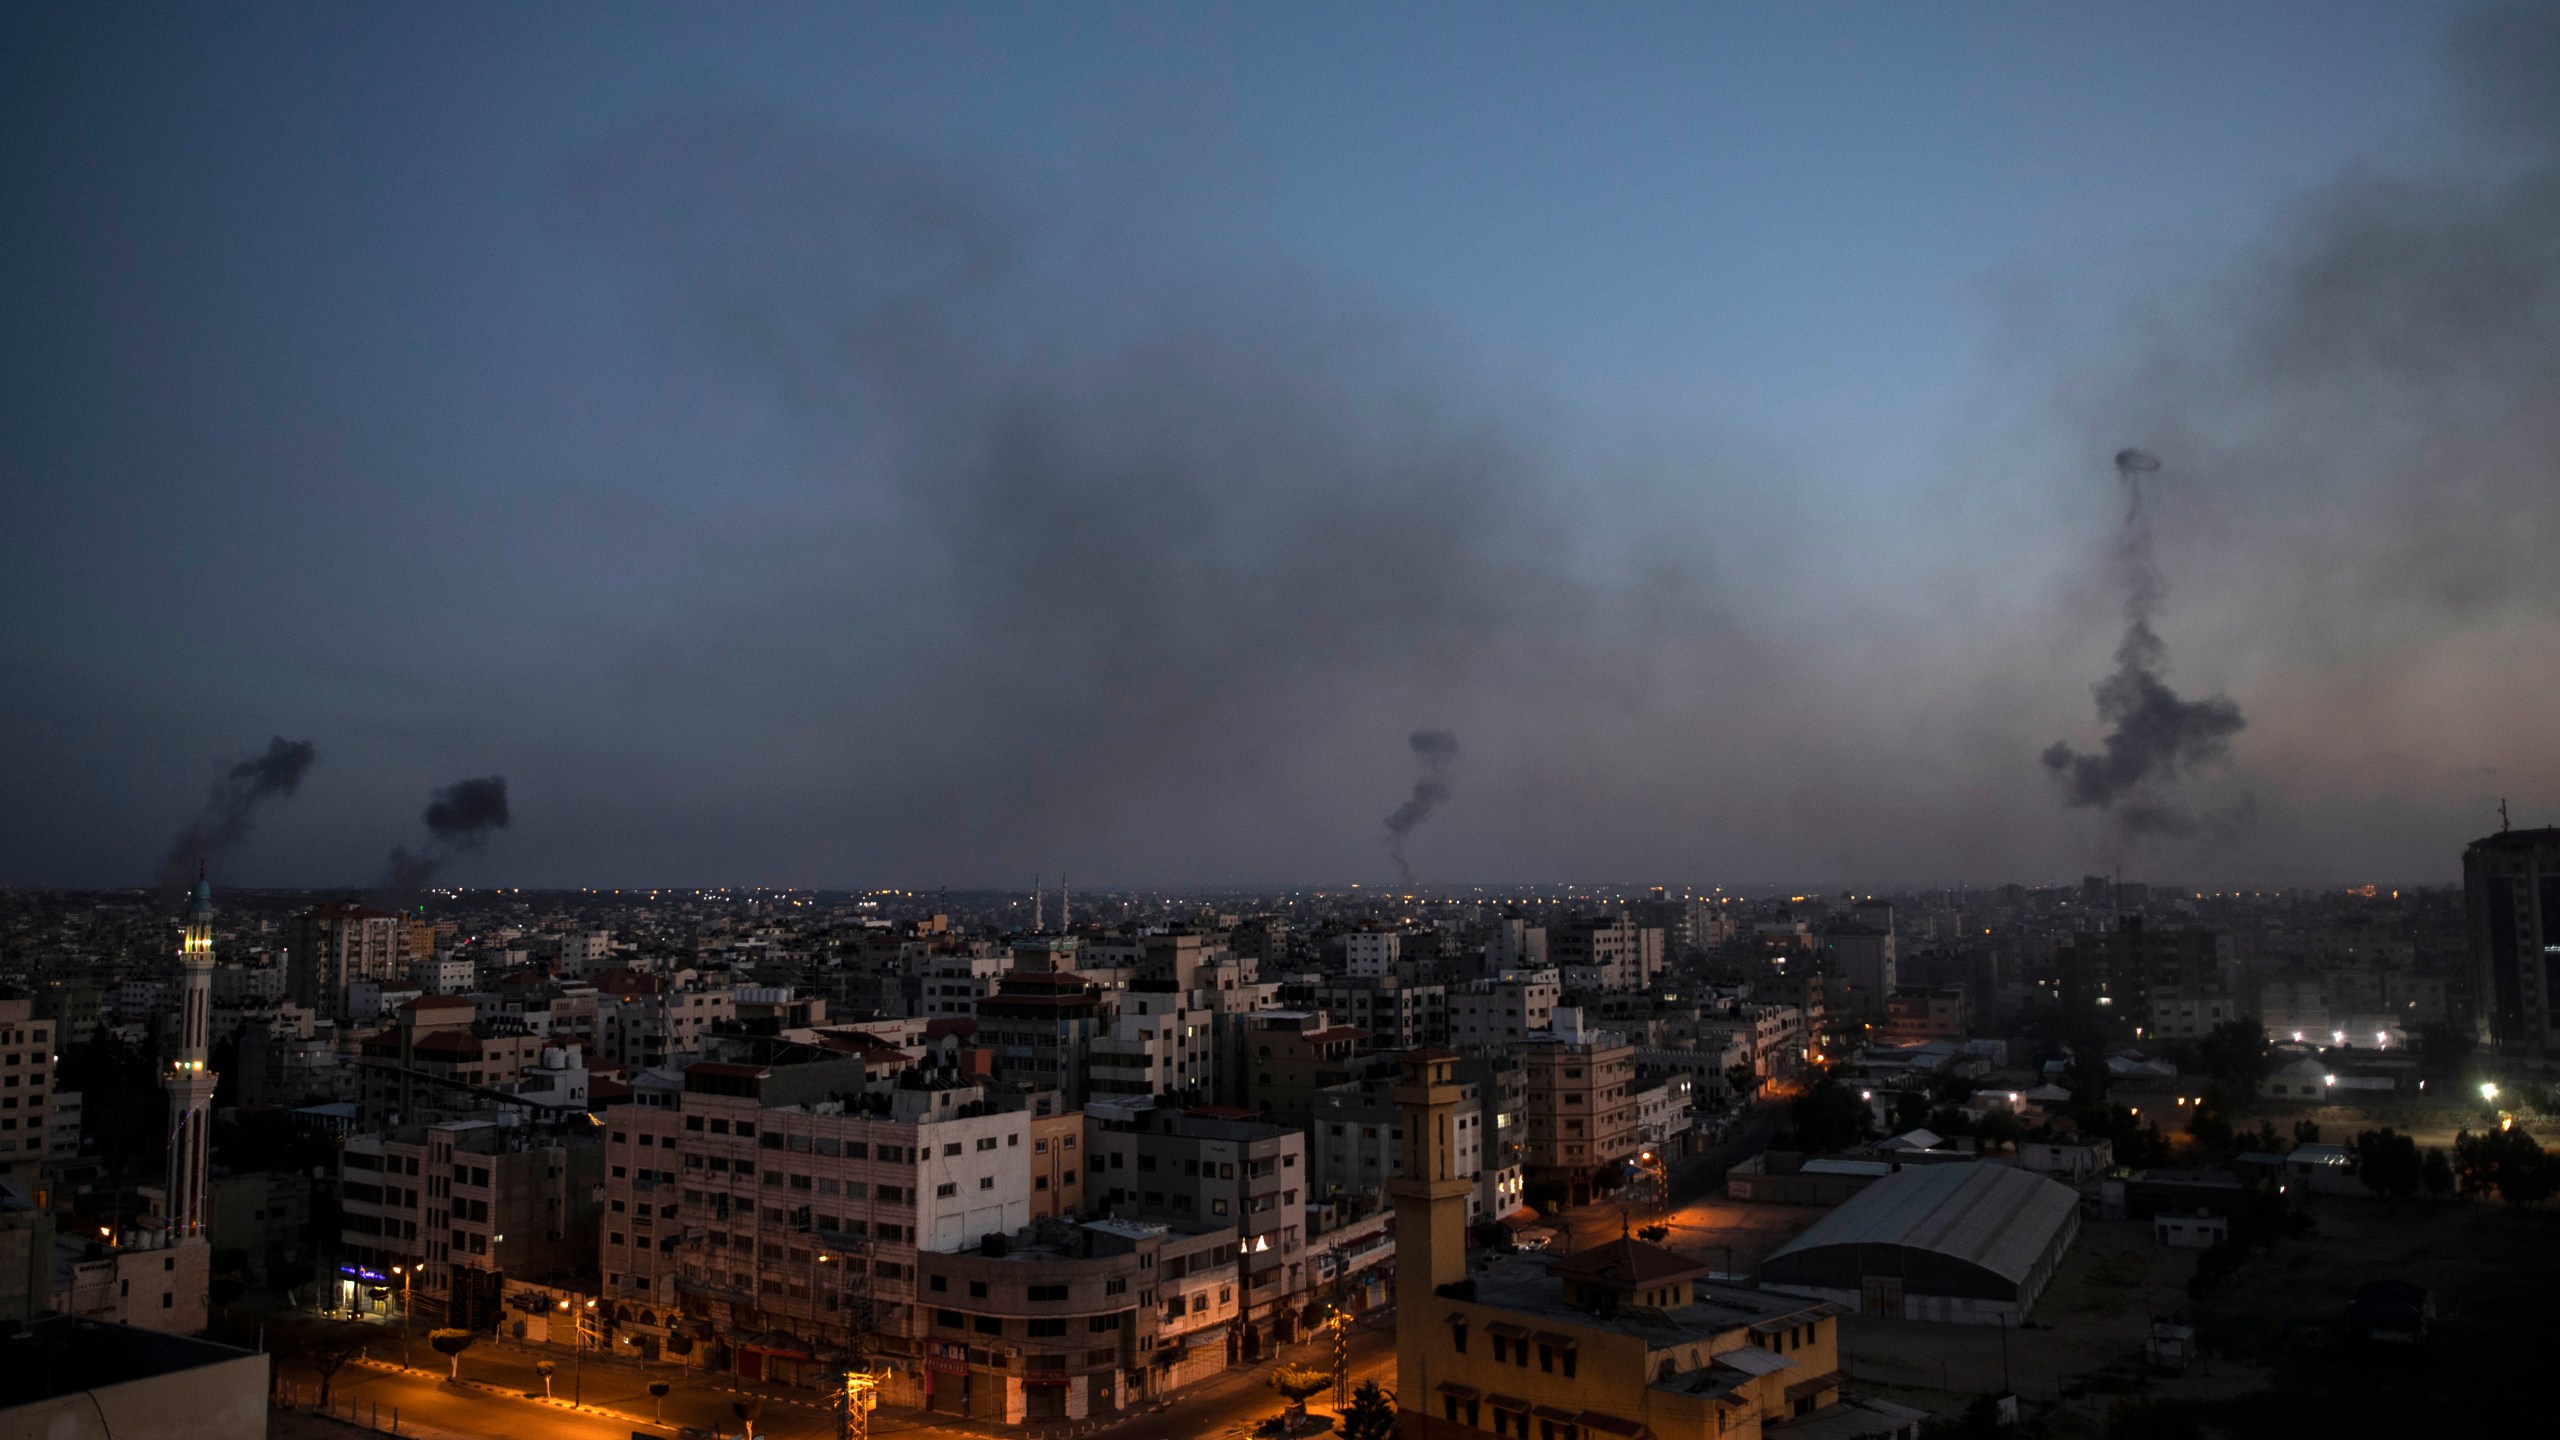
[1549,916,1665,993]
[1088,993,1216,1103]
[1309,1074,1490,1219]
[1342,930,1402,979]
[337,1115,604,1329]
[599,1060,1032,1390]
[1447,973,1559,1050]
[1084,1099,1309,1360]
[289,903,402,1023]
[1028,1110,1086,1220]
[356,998,552,1128]
[1306,977,1446,1051]
[913,1217,1234,1420]
[917,949,1011,1019]
[1519,1012,1638,1198]
[594,973,737,1070]
[978,971,1112,1108]
[1240,1011,1368,1129]
[1880,986,1970,1043]
[0,999,56,1189]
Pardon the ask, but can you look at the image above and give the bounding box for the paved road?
[274,1309,1397,1440]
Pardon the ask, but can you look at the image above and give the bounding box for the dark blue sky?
[6,2,2554,890]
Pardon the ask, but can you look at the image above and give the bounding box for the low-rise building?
[912,1217,1232,1421]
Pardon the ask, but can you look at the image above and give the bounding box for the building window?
[936,1183,957,1198]
[1451,1323,1467,1353]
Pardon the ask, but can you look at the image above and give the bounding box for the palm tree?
[1341,1381,1397,1440]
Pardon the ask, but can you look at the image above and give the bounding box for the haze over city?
[6,1,2556,891]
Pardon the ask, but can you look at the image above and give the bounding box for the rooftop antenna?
[1059,874,1069,931]
[1033,875,1044,933]
[2499,798,2511,833]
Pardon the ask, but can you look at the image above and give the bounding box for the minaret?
[1388,1048,1471,1433]
[164,871,219,1241]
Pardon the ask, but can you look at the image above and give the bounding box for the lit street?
[273,1311,1398,1440]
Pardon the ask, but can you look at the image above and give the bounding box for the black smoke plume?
[1383,729,1460,884]
[382,776,511,896]
[2041,451,2245,835]
[156,737,317,891]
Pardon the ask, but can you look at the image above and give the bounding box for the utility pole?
[840,1366,884,1440]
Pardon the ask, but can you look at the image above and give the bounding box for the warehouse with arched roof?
[1757,1162,2080,1325]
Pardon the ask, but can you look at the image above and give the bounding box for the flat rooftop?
[1465,1254,1831,1347]
[0,1315,264,1409]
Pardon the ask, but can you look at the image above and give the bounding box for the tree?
[1341,1379,1398,1440]
[537,1359,557,1399]
[1975,1110,2022,1155]
[1891,1088,1933,1135]
[429,1328,476,1381]
[1724,1063,1757,1104]
[1921,1396,2007,1440]
[733,1396,765,1440]
[2421,1146,2455,1198]
[649,1381,671,1423]
[2294,1119,2322,1146]
[663,1329,694,1356]
[2453,1126,2556,1206]
[2102,1397,2203,1440]
[1636,1223,1670,1243]
[280,1320,372,1406]
[2185,1090,2235,1155]
[2194,1021,2269,1094]
[1269,1364,1333,1434]
[1789,1074,1873,1154]
[2351,1129,2422,1199]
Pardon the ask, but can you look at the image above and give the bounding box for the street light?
[558,1297,598,1405]
[2481,1082,2500,1103]
[392,1266,413,1368]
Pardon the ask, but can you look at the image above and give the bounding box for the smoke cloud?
[2040,451,2246,836]
[156,737,317,892]
[382,776,512,896]
[1383,729,1461,885]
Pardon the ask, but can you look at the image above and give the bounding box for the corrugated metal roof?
[1764,1162,2077,1286]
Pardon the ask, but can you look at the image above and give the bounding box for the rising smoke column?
[382,776,512,895]
[156,737,318,891]
[1383,729,1460,884]
[2040,450,2246,835]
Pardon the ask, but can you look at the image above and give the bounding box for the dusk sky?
[6,2,2555,891]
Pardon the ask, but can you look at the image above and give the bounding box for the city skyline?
[6,2,2555,892]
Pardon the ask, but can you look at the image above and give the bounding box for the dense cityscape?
[4,843,2556,1437]
[9,4,2559,1440]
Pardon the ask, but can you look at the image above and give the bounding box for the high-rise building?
[0,998,56,1191]
[1083,1099,1308,1358]
[2058,918,2223,1028]
[289,902,401,1022]
[598,1060,1030,1389]
[1518,1009,1637,1200]
[2465,826,2560,1057]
